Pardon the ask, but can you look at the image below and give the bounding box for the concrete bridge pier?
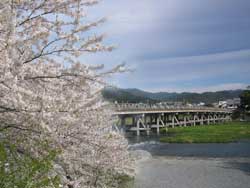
[136,118,140,136]
[156,114,163,135]
[207,115,211,125]
[213,114,217,124]
[193,114,198,126]
[200,114,205,125]
[156,115,159,135]
[184,116,187,127]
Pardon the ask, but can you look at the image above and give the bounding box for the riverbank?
[160,122,250,143]
[128,136,250,188]
[135,157,250,188]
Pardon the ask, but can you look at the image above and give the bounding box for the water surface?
[126,133,250,158]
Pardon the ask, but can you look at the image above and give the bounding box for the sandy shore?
[135,157,250,188]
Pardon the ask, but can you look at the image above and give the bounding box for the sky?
[83,0,250,93]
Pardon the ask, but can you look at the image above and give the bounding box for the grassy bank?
[160,122,250,143]
[118,175,134,188]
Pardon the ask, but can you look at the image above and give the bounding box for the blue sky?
[83,0,250,93]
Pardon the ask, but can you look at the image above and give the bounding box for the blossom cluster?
[0,1,133,187]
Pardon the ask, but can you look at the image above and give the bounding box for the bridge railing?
[114,103,232,113]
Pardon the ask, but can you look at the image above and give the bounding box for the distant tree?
[233,86,250,120]
[240,87,250,112]
[205,103,214,107]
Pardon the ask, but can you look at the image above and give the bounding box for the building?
[218,98,241,109]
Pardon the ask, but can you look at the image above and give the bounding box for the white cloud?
[93,0,178,36]
[140,49,250,66]
[128,49,250,84]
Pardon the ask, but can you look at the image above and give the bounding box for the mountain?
[102,87,157,103]
[102,87,243,104]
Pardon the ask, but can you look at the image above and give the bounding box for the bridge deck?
[114,107,231,115]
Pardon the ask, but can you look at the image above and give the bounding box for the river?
[126,133,250,188]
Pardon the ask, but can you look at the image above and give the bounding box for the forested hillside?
[102,87,243,104]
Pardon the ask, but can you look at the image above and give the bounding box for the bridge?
[113,103,232,136]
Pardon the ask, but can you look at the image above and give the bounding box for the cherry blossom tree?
[0,0,133,187]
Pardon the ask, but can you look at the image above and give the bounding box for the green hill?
[102,87,242,104]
